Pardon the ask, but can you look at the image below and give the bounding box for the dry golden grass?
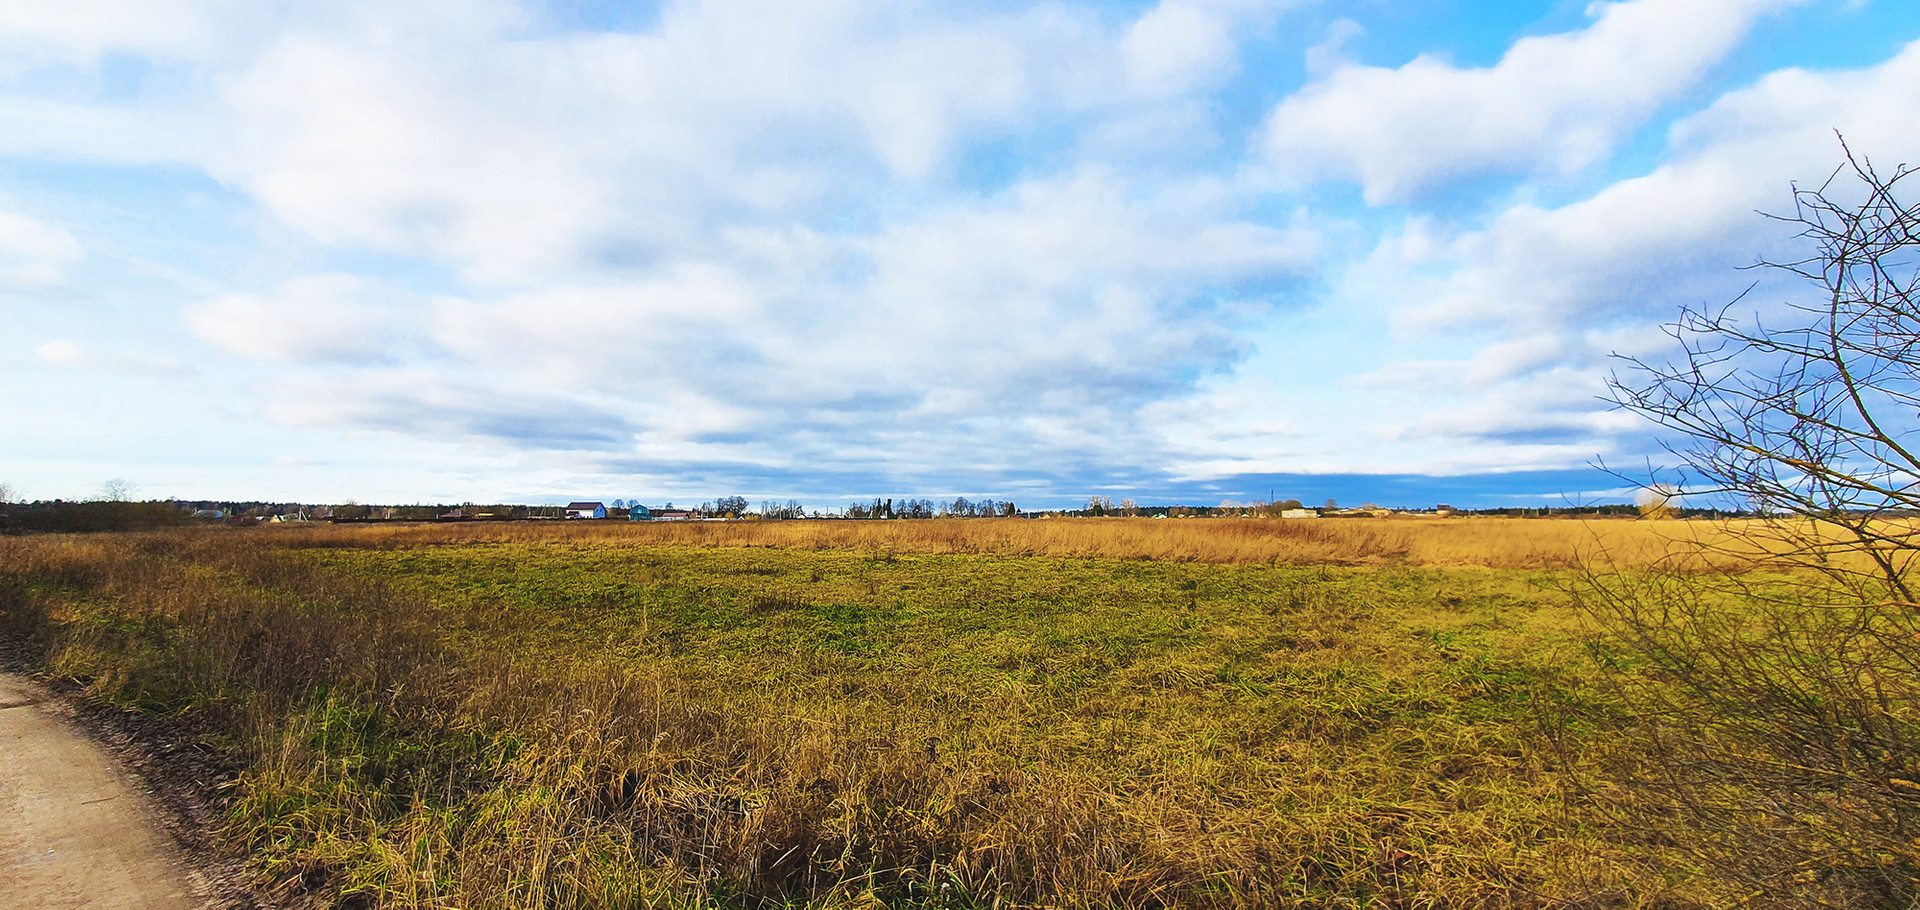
[269,515,1760,569]
[1,520,1787,907]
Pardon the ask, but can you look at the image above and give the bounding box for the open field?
[252,514,1766,569]
[0,519,1789,907]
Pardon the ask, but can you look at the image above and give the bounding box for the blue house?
[565,501,607,519]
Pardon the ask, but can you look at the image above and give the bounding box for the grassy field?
[264,514,1748,568]
[0,519,1759,907]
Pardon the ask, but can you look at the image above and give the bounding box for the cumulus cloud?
[1301,18,1361,78]
[187,0,1314,285]
[1342,38,1920,461]
[200,2,1128,284]
[244,169,1318,485]
[1410,39,1920,336]
[0,0,1330,492]
[1121,0,1290,96]
[0,208,81,286]
[183,274,403,363]
[0,0,238,63]
[5,0,1916,501]
[1122,1,1235,96]
[1147,37,1920,482]
[1259,0,1800,202]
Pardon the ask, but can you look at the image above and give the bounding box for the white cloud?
[855,27,1031,177]
[1122,1,1236,96]
[837,171,1316,401]
[0,1,1323,488]
[183,274,401,363]
[33,338,189,376]
[247,169,1319,483]
[210,33,620,283]
[33,338,81,364]
[5,0,1916,500]
[0,0,236,62]
[0,208,82,285]
[200,2,1121,284]
[426,264,765,389]
[1144,36,1920,481]
[1259,0,1799,202]
[1320,38,1920,465]
[1121,0,1293,97]
[1302,18,1361,78]
[0,98,207,166]
[1408,39,1920,335]
[1,1,1297,285]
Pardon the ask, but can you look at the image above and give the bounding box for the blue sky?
[2,0,1918,509]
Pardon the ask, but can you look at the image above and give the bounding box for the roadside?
[0,670,266,909]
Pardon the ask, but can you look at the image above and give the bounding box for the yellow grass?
[5,517,1835,906]
[268,515,1758,569]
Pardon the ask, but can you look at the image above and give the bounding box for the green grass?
[0,530,1686,908]
[308,543,1592,771]
[314,542,1580,664]
[291,542,1619,904]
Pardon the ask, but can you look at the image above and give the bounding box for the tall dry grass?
[0,531,438,712]
[263,515,1754,569]
[1570,520,1920,905]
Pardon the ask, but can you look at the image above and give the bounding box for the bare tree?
[98,478,135,502]
[1594,145,1920,904]
[1610,146,1920,587]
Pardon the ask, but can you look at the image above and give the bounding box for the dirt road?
[0,672,211,908]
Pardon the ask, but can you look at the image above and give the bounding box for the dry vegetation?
[0,518,1819,908]
[260,515,1756,569]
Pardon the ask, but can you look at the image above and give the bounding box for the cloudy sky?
[2,0,1917,508]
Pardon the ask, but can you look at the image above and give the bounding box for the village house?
[564,501,607,519]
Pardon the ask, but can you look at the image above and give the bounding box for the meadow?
[0,518,1789,907]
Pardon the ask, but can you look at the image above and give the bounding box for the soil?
[0,665,272,909]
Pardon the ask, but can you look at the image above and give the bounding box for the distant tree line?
[1457,504,1752,519]
[0,499,192,533]
[697,496,751,516]
[1,477,1754,534]
[837,497,1019,519]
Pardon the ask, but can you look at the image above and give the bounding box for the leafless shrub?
[1592,143,1920,904]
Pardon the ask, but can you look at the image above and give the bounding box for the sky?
[2,0,1918,510]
